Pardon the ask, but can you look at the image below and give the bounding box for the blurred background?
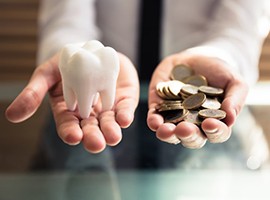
[0,0,48,172]
[0,0,270,172]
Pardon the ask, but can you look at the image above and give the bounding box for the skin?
[5,53,140,153]
[5,51,249,152]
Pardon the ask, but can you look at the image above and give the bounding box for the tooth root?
[95,46,119,111]
[76,90,95,119]
[62,84,76,111]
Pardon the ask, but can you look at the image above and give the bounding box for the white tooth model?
[59,40,120,119]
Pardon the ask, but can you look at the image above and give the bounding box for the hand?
[5,53,139,153]
[147,52,248,149]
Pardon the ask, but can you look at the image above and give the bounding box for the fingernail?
[181,133,207,149]
[205,128,218,134]
[205,129,224,142]
[181,132,199,143]
[165,135,181,145]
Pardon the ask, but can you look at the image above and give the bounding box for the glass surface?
[1,82,270,200]
[1,169,270,200]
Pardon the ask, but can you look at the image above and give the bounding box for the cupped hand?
[147,52,248,149]
[5,53,139,153]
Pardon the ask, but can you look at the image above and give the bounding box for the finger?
[174,121,207,149]
[50,99,83,145]
[147,106,164,131]
[5,71,49,123]
[222,79,248,126]
[99,110,122,146]
[156,123,180,145]
[81,116,106,153]
[202,118,231,143]
[115,53,139,128]
[115,95,137,128]
[5,55,60,123]
[5,86,46,123]
[147,57,178,131]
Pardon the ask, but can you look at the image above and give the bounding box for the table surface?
[1,82,270,200]
[1,169,270,200]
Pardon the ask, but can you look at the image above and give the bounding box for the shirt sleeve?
[186,0,270,85]
[37,0,100,64]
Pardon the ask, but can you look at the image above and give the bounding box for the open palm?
[147,52,248,149]
[6,53,139,153]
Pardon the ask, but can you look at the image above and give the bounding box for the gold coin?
[179,91,190,100]
[157,65,227,130]
[170,64,194,81]
[162,84,178,99]
[163,109,189,124]
[155,100,183,111]
[180,84,199,96]
[182,93,206,110]
[199,85,224,96]
[183,110,202,126]
[167,80,185,98]
[162,100,182,105]
[182,75,208,86]
[156,81,167,99]
[156,81,170,99]
[158,103,184,112]
[201,98,221,110]
[198,109,226,120]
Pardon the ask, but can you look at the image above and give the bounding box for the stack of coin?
[155,64,226,125]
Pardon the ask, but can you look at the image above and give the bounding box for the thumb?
[6,55,60,123]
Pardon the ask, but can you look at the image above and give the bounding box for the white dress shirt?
[38,0,270,84]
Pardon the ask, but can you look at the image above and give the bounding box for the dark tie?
[138,0,162,81]
[137,0,163,169]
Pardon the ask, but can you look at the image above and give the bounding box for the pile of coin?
[155,64,226,126]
